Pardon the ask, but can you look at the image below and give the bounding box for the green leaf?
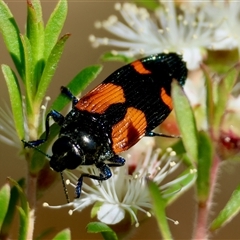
[52,228,71,240]
[35,227,54,240]
[210,184,240,231]
[91,202,102,219]
[133,0,160,11]
[7,178,29,240]
[7,178,28,214]
[205,49,239,74]
[101,52,134,63]
[148,181,172,239]
[87,222,118,240]
[51,65,102,112]
[17,206,28,240]
[35,33,70,105]
[213,66,239,136]
[0,179,25,238]
[0,0,24,79]
[20,35,34,111]
[202,64,215,129]
[0,183,11,230]
[1,65,24,139]
[44,0,68,60]
[196,131,213,203]
[30,123,60,173]
[26,0,45,84]
[171,80,198,163]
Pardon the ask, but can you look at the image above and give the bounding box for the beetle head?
[50,136,84,172]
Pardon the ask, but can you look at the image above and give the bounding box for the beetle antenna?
[60,172,70,203]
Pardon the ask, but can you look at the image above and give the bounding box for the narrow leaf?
[148,181,173,239]
[7,178,28,213]
[1,65,24,139]
[44,0,68,60]
[213,66,239,135]
[0,179,25,238]
[17,207,28,240]
[196,131,213,203]
[172,80,198,163]
[20,35,34,110]
[0,183,11,230]
[51,65,102,112]
[7,179,29,240]
[0,0,24,79]
[210,184,240,231]
[52,228,71,240]
[26,0,45,83]
[87,222,118,240]
[35,33,70,104]
[201,64,215,129]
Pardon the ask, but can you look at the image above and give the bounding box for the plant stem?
[193,154,220,239]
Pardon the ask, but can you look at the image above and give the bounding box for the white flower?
[200,1,240,51]
[89,2,216,70]
[43,138,196,227]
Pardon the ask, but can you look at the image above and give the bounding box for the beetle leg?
[145,131,180,138]
[60,86,78,106]
[75,162,112,198]
[107,155,125,167]
[23,110,64,148]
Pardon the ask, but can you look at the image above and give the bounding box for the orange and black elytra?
[23,53,187,201]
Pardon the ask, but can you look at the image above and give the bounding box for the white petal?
[97,203,125,224]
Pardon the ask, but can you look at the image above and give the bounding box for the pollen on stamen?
[192,34,198,39]
[178,15,183,21]
[89,35,96,42]
[45,96,51,101]
[166,147,173,153]
[111,50,118,55]
[167,217,179,225]
[66,179,70,185]
[190,168,197,174]
[43,202,49,207]
[69,210,73,215]
[146,212,151,217]
[158,28,164,34]
[135,222,140,228]
[41,105,46,110]
[170,161,176,167]
[114,2,121,11]
[170,150,176,157]
[102,38,109,45]
[94,21,102,29]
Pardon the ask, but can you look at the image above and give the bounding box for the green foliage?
[148,181,172,240]
[87,222,118,240]
[52,228,71,240]
[172,80,198,163]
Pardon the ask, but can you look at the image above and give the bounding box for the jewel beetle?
[23,52,187,200]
